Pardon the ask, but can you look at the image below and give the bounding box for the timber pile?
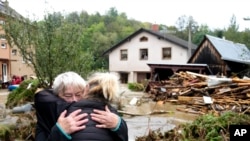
[146,71,250,115]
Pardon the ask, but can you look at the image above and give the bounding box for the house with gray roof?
[188,34,250,76]
[0,0,23,19]
[103,25,197,83]
[0,0,35,88]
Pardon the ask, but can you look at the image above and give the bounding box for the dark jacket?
[65,99,128,141]
[34,89,128,141]
[34,89,69,141]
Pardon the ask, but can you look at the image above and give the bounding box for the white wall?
[109,31,189,83]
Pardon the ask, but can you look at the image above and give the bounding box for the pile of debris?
[145,71,250,115]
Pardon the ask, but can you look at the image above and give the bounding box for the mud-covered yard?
[0,85,198,141]
[119,85,198,141]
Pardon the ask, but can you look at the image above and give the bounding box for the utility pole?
[188,19,192,58]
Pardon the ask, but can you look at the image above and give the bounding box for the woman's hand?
[91,105,119,129]
[57,109,88,134]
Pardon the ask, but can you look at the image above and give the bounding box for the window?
[140,49,148,60]
[1,38,6,48]
[162,47,171,59]
[1,42,6,48]
[120,49,128,60]
[140,36,148,42]
[12,49,17,55]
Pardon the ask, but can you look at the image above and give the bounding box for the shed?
[188,35,250,76]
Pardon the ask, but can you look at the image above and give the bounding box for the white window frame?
[12,49,17,55]
[1,38,6,48]
[1,42,6,48]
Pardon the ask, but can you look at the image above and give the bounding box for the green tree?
[192,24,212,45]
[224,14,240,42]
[4,12,93,88]
[240,29,250,48]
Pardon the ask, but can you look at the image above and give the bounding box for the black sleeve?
[35,124,69,141]
[35,123,48,141]
[111,118,129,141]
[109,105,129,141]
[34,89,69,141]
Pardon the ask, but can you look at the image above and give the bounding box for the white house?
[103,26,197,83]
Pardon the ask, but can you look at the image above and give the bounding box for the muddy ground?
[0,86,198,141]
[119,85,198,141]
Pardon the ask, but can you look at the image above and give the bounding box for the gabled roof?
[207,35,250,61]
[188,34,250,64]
[0,1,24,19]
[103,28,197,55]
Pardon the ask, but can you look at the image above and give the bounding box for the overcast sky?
[6,0,250,31]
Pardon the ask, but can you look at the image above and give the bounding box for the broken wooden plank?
[118,110,173,116]
[176,107,205,115]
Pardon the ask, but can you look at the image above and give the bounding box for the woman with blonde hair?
[65,72,128,141]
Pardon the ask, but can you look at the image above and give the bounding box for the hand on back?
[57,109,88,134]
[91,105,119,129]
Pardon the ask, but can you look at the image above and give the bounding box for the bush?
[128,83,144,91]
[5,79,39,108]
[136,111,250,141]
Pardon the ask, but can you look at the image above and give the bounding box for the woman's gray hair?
[52,71,86,95]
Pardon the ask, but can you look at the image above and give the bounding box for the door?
[2,63,7,82]
[120,73,128,84]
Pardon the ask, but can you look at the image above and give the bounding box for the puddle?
[125,116,176,141]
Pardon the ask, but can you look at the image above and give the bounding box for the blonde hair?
[52,71,86,95]
[87,72,120,101]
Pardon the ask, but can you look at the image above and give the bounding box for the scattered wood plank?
[118,110,173,116]
[146,71,250,115]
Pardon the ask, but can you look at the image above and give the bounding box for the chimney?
[4,0,9,6]
[151,24,159,32]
